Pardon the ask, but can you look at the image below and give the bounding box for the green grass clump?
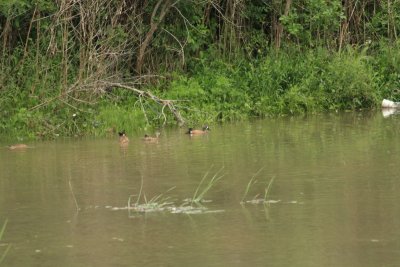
[94,105,147,136]
[162,46,381,126]
[128,177,175,214]
[189,166,225,204]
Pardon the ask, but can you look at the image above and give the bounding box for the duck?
[143,132,160,142]
[118,130,129,145]
[8,144,29,150]
[186,125,210,135]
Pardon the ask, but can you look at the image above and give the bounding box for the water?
[1,111,400,266]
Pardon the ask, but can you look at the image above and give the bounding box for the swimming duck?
[143,132,160,142]
[8,144,29,150]
[186,125,210,135]
[118,130,129,145]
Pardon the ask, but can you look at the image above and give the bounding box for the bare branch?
[162,28,185,66]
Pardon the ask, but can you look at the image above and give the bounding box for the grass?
[0,220,10,265]
[124,166,277,216]
[263,176,276,202]
[127,167,226,216]
[241,172,277,205]
[128,176,175,214]
[190,166,225,204]
[68,174,80,213]
[0,45,388,140]
[240,166,265,204]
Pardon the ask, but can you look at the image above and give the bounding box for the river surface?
[1,111,400,267]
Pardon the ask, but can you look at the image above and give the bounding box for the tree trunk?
[274,0,292,49]
[135,0,173,75]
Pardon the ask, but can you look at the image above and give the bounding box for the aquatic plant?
[128,176,175,213]
[128,193,174,214]
[263,176,276,202]
[241,174,277,205]
[0,220,10,265]
[126,171,227,216]
[189,166,225,204]
[240,167,265,204]
[68,175,80,212]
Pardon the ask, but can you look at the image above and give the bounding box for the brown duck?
[118,130,129,145]
[8,144,29,150]
[186,125,210,135]
[143,132,160,142]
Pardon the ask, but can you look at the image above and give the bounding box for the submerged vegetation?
[1,0,400,139]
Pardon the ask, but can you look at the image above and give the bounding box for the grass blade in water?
[0,219,10,264]
[264,176,276,202]
[192,166,225,203]
[241,166,265,204]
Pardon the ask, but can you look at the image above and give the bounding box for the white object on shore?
[382,99,400,108]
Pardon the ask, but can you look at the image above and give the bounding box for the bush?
[0,45,387,139]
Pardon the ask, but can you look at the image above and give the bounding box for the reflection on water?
[382,108,400,118]
[1,111,400,266]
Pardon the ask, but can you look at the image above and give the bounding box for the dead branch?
[101,81,186,126]
[162,28,185,67]
[28,76,186,126]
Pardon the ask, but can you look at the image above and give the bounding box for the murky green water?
[1,111,400,266]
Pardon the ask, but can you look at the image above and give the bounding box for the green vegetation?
[0,220,10,264]
[264,176,276,202]
[189,166,225,204]
[128,176,175,214]
[127,169,224,215]
[241,167,265,204]
[165,47,380,123]
[241,172,277,205]
[1,0,399,139]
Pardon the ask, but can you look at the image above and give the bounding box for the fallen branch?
[101,81,186,126]
[28,74,187,127]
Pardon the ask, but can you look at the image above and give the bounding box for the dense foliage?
[0,0,400,139]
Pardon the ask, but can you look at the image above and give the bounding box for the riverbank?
[0,45,399,140]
